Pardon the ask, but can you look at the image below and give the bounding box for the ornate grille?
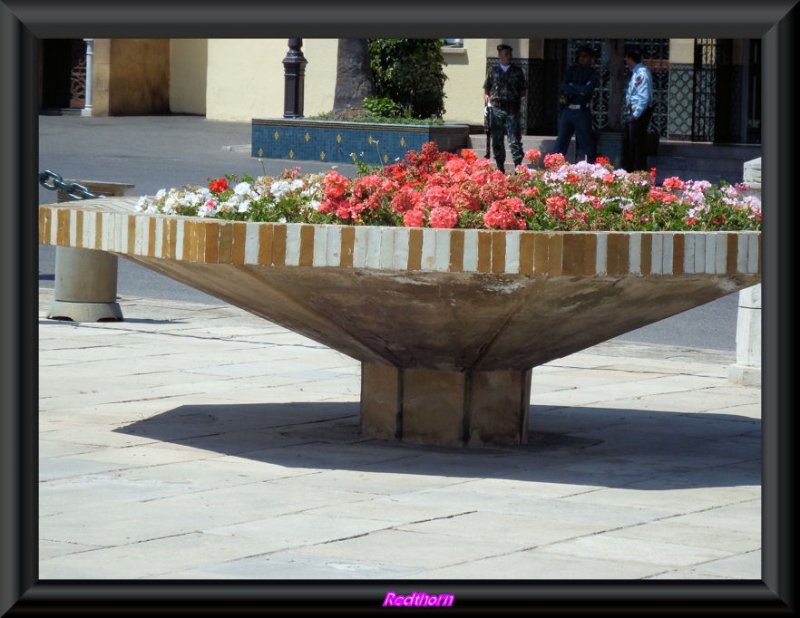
[568,38,670,137]
[693,39,719,141]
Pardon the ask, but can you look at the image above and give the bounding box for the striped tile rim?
[39,204,762,276]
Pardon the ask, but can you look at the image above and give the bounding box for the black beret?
[576,46,595,57]
[497,44,513,52]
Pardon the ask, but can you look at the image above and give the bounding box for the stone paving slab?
[37,288,761,581]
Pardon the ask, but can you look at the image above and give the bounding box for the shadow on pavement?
[114,401,761,490]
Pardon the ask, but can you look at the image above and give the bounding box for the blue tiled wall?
[252,119,470,166]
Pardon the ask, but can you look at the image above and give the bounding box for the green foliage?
[362,95,410,120]
[307,109,444,125]
[367,39,447,120]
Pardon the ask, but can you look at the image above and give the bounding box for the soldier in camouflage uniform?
[483,44,527,172]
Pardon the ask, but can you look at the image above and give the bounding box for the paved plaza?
[38,287,761,581]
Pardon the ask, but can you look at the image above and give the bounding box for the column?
[81,39,94,117]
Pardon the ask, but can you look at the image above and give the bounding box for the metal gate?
[693,39,735,143]
[565,38,670,137]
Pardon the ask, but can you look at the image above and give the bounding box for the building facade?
[39,38,761,145]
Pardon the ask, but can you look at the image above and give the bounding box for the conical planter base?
[40,197,761,446]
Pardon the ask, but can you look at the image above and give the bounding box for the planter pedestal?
[361,364,531,447]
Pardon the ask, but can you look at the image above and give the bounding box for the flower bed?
[136,142,761,232]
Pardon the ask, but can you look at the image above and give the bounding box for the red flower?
[545,195,568,219]
[208,178,229,194]
[460,149,477,165]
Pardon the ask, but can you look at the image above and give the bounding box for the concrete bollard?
[47,180,135,322]
[728,157,761,386]
[729,284,761,387]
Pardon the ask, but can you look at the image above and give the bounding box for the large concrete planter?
[39,197,761,447]
[251,118,470,165]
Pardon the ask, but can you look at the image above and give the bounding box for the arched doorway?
[40,39,86,114]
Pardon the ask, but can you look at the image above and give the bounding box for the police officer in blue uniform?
[554,46,599,163]
[622,44,654,172]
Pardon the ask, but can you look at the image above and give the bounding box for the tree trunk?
[332,38,374,117]
[605,38,626,132]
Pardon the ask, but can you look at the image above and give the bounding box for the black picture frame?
[3,1,795,614]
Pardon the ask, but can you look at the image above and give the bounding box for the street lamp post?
[283,38,307,118]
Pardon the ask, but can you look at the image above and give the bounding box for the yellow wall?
[170,40,207,115]
[198,39,487,124]
[441,41,487,123]
[204,39,338,122]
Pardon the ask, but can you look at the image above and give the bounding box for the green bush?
[362,95,410,120]
[367,39,447,120]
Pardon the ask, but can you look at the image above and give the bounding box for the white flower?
[569,193,593,204]
[234,181,253,196]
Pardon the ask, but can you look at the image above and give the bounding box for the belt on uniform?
[493,101,519,113]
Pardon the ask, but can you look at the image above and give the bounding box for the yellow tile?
[340,226,355,268]
[476,230,491,272]
[218,222,233,264]
[299,225,315,266]
[258,224,273,265]
[147,217,157,257]
[407,228,423,271]
[640,233,652,275]
[490,231,506,273]
[204,221,219,264]
[672,234,684,275]
[231,222,246,265]
[547,233,563,276]
[448,229,464,272]
[272,224,287,266]
[518,232,534,274]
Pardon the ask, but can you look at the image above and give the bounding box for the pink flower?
[403,208,426,227]
[524,149,541,165]
[391,186,421,214]
[429,206,459,228]
[662,177,685,191]
[543,153,566,170]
